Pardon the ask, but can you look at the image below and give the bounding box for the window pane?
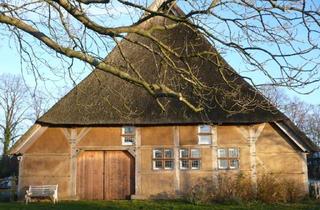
[191,149,201,158]
[199,125,211,133]
[153,149,162,158]
[164,160,174,169]
[218,159,228,169]
[229,148,239,158]
[153,160,163,170]
[180,160,189,169]
[123,136,135,145]
[164,149,174,158]
[123,126,135,134]
[218,149,227,158]
[180,149,189,158]
[198,135,211,144]
[230,159,239,169]
[191,160,200,170]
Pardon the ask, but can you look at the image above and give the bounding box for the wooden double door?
[77,151,135,200]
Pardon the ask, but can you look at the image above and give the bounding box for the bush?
[185,173,304,204]
[257,174,304,203]
[185,173,254,204]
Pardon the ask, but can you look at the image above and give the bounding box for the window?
[198,125,212,144]
[179,148,201,170]
[217,148,240,170]
[122,126,135,145]
[152,148,174,170]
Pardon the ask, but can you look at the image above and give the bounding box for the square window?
[229,148,239,158]
[191,160,200,170]
[123,126,135,134]
[198,125,211,133]
[180,160,189,170]
[230,159,239,169]
[218,148,227,158]
[180,149,189,158]
[164,149,174,158]
[153,160,163,170]
[191,149,201,158]
[122,136,135,145]
[198,135,211,144]
[218,159,228,169]
[164,160,174,169]
[153,149,163,158]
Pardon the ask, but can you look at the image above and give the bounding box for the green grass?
[0,200,320,210]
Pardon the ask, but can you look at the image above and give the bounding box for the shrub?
[185,173,254,204]
[185,173,304,204]
[257,174,304,203]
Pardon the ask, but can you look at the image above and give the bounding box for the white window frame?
[152,148,174,170]
[217,148,240,170]
[197,125,212,145]
[179,148,201,170]
[153,160,163,170]
[121,126,135,145]
[191,160,201,170]
[164,160,174,170]
[179,159,189,170]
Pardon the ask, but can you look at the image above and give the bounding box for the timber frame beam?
[236,123,266,194]
[61,127,91,199]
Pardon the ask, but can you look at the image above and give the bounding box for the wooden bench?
[25,185,58,204]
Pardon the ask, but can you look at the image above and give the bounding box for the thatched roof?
[37,13,285,124]
[34,1,318,151]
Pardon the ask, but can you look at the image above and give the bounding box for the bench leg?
[25,196,30,205]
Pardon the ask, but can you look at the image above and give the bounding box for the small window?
[199,125,211,133]
[191,149,201,158]
[179,148,201,170]
[229,148,239,158]
[218,148,227,158]
[180,160,189,170]
[164,149,174,158]
[122,126,135,145]
[198,125,212,145]
[229,159,239,169]
[218,159,228,169]
[153,149,163,158]
[180,149,189,158]
[191,160,201,170]
[218,148,240,170]
[152,148,174,170]
[164,160,174,170]
[153,160,163,170]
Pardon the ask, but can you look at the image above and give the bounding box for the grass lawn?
[0,200,320,210]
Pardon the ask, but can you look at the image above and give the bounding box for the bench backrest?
[28,185,58,196]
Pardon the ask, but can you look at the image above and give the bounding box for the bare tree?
[261,86,320,145]
[0,0,319,113]
[0,74,29,155]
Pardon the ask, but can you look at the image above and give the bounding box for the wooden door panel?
[77,151,104,200]
[104,151,135,200]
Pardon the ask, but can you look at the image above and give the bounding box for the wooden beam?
[69,128,78,200]
[212,125,218,183]
[132,127,142,198]
[300,152,309,194]
[18,126,48,154]
[248,123,265,194]
[173,126,180,194]
[76,128,91,144]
